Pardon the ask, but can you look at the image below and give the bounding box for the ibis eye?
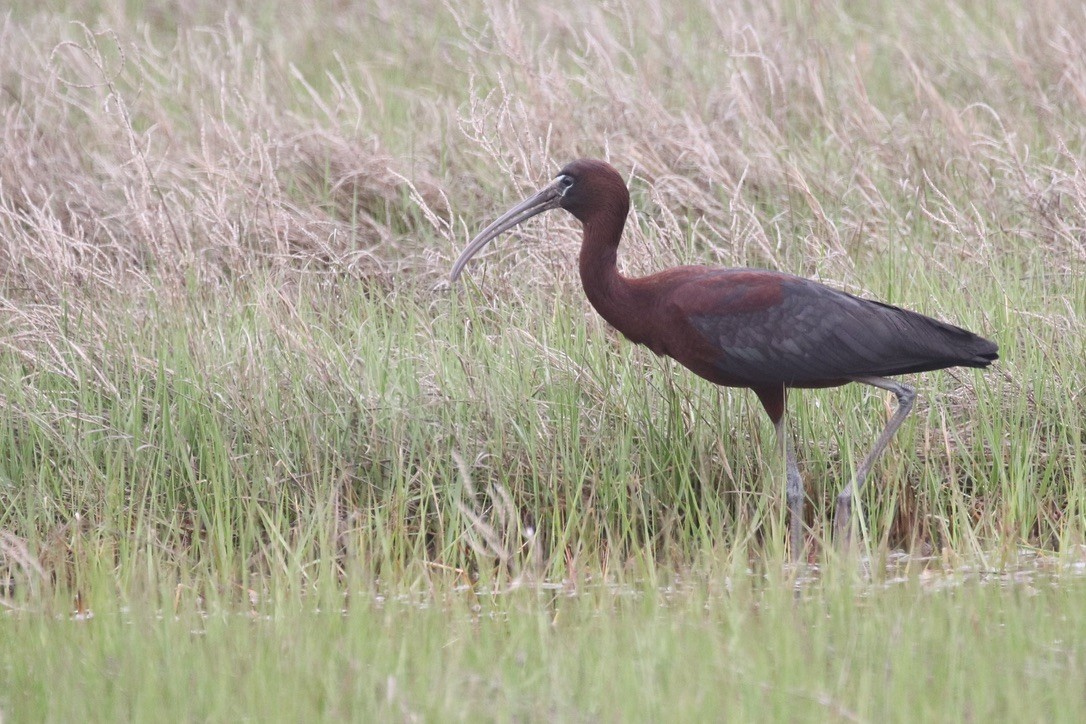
[558,175,574,194]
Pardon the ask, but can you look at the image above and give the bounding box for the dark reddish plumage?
[451,158,998,559]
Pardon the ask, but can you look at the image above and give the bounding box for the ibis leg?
[774,417,805,562]
[834,377,917,546]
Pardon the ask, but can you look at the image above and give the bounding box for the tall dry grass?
[2,2,1082,292]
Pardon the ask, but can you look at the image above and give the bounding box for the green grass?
[2,0,1085,719]
[5,567,1086,721]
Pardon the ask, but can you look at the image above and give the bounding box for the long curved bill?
[449,179,565,282]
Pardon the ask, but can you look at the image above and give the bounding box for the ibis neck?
[577,215,637,333]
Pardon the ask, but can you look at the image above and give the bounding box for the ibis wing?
[673,272,992,385]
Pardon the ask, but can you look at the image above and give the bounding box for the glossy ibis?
[450,159,998,560]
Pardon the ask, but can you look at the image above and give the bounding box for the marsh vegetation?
[1,0,1084,719]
